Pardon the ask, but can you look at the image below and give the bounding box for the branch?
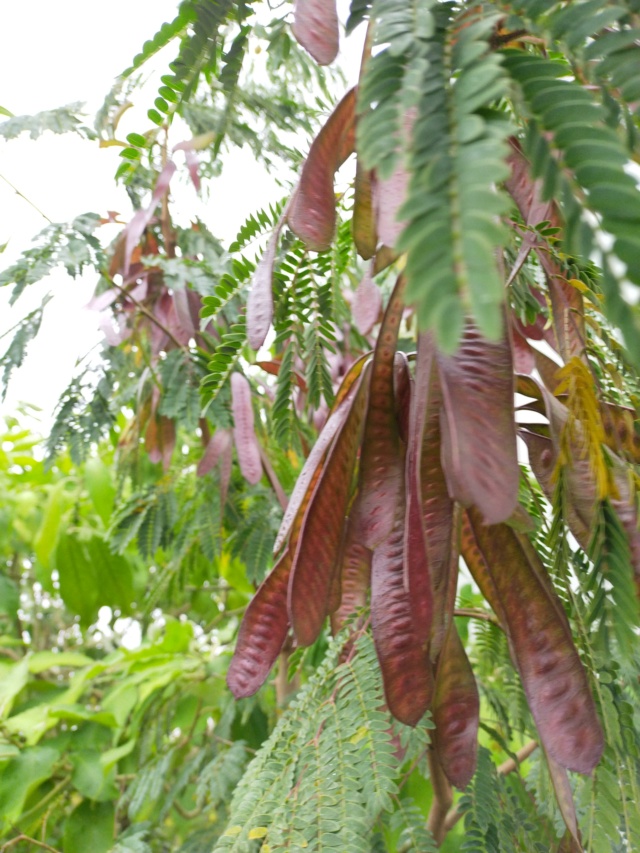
[102,271,187,351]
[454,607,501,626]
[0,173,52,223]
[1,836,61,853]
[442,740,539,835]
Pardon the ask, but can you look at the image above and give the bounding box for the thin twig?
[454,607,501,626]
[442,740,539,835]
[259,445,288,511]
[1,835,62,853]
[0,173,52,223]
[103,271,187,351]
[15,777,69,827]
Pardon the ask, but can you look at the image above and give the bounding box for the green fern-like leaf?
[201,319,247,406]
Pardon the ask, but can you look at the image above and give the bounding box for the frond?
[214,632,404,853]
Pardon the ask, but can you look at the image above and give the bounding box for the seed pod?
[371,508,433,726]
[432,621,479,789]
[463,509,604,774]
[331,517,372,635]
[291,0,339,66]
[231,372,262,485]
[288,88,356,251]
[352,275,406,548]
[403,334,434,646]
[419,348,454,658]
[274,354,369,555]
[288,364,370,646]
[227,551,292,698]
[437,319,519,525]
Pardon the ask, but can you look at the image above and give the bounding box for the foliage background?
[1,1,640,852]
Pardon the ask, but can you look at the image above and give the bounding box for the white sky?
[0,1,363,423]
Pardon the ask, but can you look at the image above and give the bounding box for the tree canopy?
[1,1,640,851]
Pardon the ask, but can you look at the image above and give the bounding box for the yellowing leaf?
[224,826,243,837]
[567,277,589,293]
[349,726,369,745]
[249,827,268,839]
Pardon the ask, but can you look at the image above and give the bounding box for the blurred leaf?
[64,799,114,853]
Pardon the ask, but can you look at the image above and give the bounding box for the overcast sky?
[0,1,361,422]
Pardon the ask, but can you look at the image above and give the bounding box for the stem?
[453,607,501,626]
[1,837,61,853]
[426,748,453,846]
[15,777,69,828]
[103,271,186,351]
[259,445,288,511]
[0,173,52,223]
[275,636,299,708]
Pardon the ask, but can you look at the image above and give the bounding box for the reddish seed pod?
[227,551,292,699]
[371,509,433,727]
[288,88,356,251]
[437,319,519,525]
[464,510,604,775]
[288,364,370,647]
[432,621,479,789]
[231,372,263,486]
[291,0,339,66]
[331,518,372,636]
[352,275,406,549]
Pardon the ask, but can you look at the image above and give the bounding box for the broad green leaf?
[54,533,99,626]
[71,749,119,801]
[33,480,69,574]
[0,574,19,617]
[0,656,29,719]
[28,650,94,673]
[64,799,115,853]
[84,456,116,525]
[0,745,59,833]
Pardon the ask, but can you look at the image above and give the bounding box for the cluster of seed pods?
[227,273,606,790]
